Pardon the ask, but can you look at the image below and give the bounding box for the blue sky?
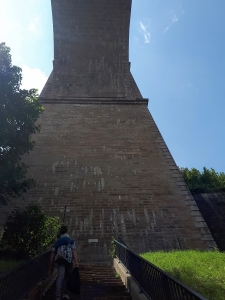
[1,0,225,172]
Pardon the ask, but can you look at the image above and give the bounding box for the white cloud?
[21,65,47,93]
[172,14,178,23]
[28,17,40,34]
[164,26,170,33]
[164,13,180,33]
[139,21,151,44]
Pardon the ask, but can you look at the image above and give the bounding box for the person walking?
[49,225,79,300]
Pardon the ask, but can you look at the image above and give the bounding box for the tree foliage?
[180,167,225,194]
[2,204,61,258]
[0,42,44,204]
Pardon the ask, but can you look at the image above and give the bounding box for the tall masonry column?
[1,0,216,263]
[40,0,142,101]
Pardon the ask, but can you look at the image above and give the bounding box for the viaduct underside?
[1,0,215,262]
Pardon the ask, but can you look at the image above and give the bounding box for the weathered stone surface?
[40,0,142,101]
[194,193,225,251]
[1,104,215,261]
[0,0,216,262]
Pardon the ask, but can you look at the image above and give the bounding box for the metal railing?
[117,236,129,247]
[0,251,51,300]
[115,240,207,300]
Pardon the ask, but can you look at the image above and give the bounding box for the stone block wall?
[194,193,225,251]
[40,0,142,100]
[1,103,215,262]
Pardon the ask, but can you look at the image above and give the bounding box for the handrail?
[0,251,51,300]
[117,236,129,248]
[114,240,208,300]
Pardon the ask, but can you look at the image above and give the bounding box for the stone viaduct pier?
[1,0,215,262]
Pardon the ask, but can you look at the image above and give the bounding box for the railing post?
[125,246,127,268]
[25,258,35,299]
[162,274,173,300]
[118,241,121,263]
[138,259,143,294]
[125,248,129,273]
[115,240,121,263]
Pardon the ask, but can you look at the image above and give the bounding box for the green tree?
[180,167,225,194]
[2,204,61,258]
[0,42,43,204]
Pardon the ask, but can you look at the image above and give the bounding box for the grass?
[141,250,225,300]
[0,260,21,275]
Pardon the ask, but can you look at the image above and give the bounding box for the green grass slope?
[0,260,21,275]
[141,250,225,300]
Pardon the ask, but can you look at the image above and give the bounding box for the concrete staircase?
[42,265,132,300]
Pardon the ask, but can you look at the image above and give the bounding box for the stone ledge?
[113,258,148,300]
[39,97,149,105]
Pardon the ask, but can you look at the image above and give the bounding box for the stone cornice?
[38,97,149,105]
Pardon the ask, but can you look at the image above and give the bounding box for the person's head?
[59,224,68,236]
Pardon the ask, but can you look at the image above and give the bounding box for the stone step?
[93,296,132,300]
[42,265,131,300]
[79,280,124,285]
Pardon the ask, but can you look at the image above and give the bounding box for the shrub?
[2,204,61,258]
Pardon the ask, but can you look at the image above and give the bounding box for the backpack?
[55,241,74,264]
